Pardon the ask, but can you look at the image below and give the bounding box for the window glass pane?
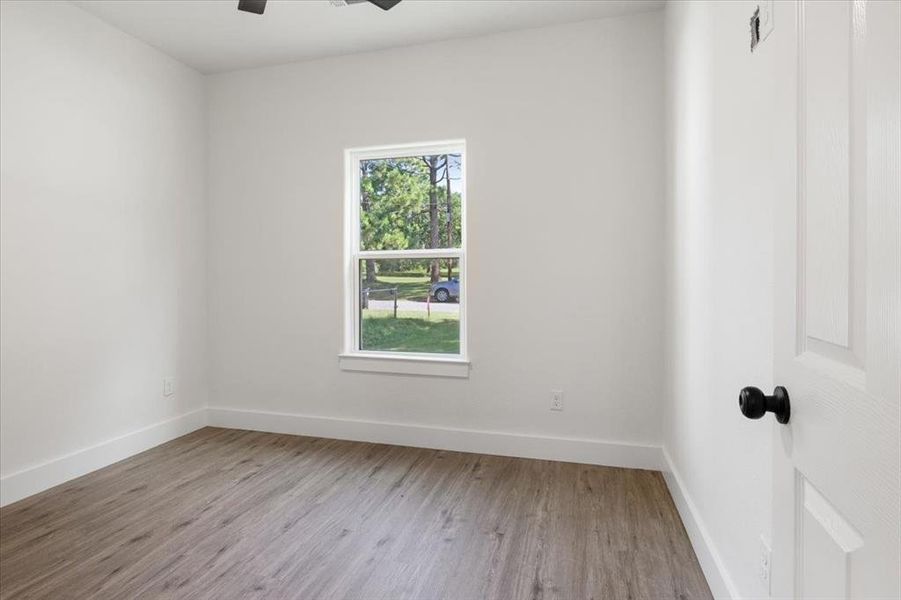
[359,154,462,251]
[359,258,461,354]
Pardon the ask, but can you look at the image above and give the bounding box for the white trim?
[662,447,739,600]
[0,408,207,507]
[339,353,470,377]
[343,139,467,362]
[356,249,463,260]
[347,139,466,162]
[207,406,664,471]
[0,405,666,523]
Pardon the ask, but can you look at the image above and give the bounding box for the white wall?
[206,14,665,449]
[664,1,780,597]
[0,2,207,483]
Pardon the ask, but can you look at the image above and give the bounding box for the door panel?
[803,0,853,351]
[771,1,900,598]
[798,476,864,599]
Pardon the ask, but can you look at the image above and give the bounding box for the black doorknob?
[739,386,790,424]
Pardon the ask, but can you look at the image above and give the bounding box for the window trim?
[342,140,468,373]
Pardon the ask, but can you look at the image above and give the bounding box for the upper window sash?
[347,140,466,255]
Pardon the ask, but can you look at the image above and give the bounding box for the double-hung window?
[341,140,467,376]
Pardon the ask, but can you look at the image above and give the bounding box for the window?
[342,141,467,375]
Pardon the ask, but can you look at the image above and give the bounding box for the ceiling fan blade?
[237,0,267,14]
[366,0,402,10]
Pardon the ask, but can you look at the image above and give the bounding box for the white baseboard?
[662,447,739,600]
[0,408,207,507]
[1,405,664,518]
[0,406,660,507]
[207,406,664,471]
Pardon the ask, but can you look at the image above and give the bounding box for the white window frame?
[340,140,469,377]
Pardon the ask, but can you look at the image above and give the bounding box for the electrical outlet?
[163,377,175,397]
[759,535,772,594]
[550,390,564,411]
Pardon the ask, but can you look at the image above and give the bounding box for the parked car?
[430,278,459,302]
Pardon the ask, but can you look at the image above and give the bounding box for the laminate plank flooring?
[0,427,712,599]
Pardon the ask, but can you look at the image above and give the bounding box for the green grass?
[361,309,459,354]
[363,269,458,302]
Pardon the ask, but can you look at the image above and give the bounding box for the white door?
[769,1,900,598]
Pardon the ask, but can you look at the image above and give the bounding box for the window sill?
[338,353,470,378]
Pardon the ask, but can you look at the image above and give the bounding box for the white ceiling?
[72,0,665,74]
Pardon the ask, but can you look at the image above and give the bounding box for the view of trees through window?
[356,152,464,355]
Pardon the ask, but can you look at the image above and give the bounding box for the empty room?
[0,0,898,598]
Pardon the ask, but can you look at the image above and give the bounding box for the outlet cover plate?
[759,534,772,593]
[551,390,564,411]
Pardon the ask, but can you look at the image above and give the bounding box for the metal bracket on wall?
[750,6,762,52]
[751,1,775,53]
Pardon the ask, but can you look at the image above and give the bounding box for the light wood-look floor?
[0,428,711,600]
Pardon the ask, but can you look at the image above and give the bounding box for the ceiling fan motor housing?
[240,0,401,15]
[330,0,402,10]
